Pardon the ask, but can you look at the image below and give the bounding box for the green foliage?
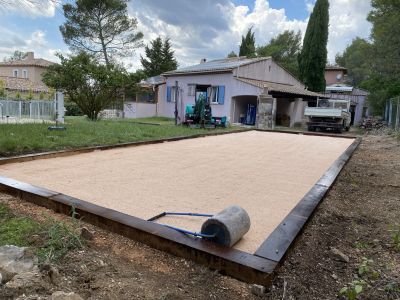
[60,0,143,65]
[298,0,329,92]
[15,92,21,99]
[0,78,6,98]
[43,52,127,121]
[3,50,27,62]
[354,241,370,249]
[0,203,12,219]
[64,102,84,116]
[339,280,366,300]
[0,116,239,156]
[227,51,237,58]
[26,89,34,100]
[389,224,400,252]
[39,92,45,100]
[257,30,302,77]
[141,37,178,77]
[36,217,83,263]
[335,38,374,86]
[239,28,256,58]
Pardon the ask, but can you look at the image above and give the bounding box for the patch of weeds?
[354,241,370,249]
[36,217,83,263]
[358,257,380,279]
[388,224,400,252]
[0,203,13,219]
[340,280,366,300]
[0,217,39,247]
[385,282,400,296]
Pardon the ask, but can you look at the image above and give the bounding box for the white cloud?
[128,0,371,71]
[0,29,61,62]
[0,0,59,18]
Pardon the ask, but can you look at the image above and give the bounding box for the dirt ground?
[1,133,399,299]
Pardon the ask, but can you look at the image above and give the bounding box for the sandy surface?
[0,131,354,253]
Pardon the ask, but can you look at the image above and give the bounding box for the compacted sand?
[0,131,354,253]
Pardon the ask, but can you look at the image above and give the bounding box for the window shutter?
[166,86,172,102]
[218,86,225,105]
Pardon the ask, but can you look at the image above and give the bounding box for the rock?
[250,284,266,297]
[5,270,41,289]
[51,291,84,300]
[0,267,16,284]
[49,266,60,285]
[331,273,338,280]
[80,227,94,240]
[330,247,350,263]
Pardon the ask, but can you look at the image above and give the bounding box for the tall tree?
[363,0,400,113]
[43,52,127,121]
[3,50,27,62]
[140,37,178,77]
[257,30,302,77]
[227,51,238,58]
[335,38,373,86]
[298,0,329,92]
[60,0,143,66]
[239,28,256,58]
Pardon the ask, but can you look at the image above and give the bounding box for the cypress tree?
[298,0,329,92]
[141,37,177,77]
[239,28,256,58]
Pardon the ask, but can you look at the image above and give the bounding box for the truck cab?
[304,99,351,133]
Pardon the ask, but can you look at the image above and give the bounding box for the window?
[22,69,28,79]
[12,69,18,77]
[167,86,178,103]
[209,86,219,104]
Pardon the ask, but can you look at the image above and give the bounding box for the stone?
[250,284,266,297]
[330,247,350,263]
[0,267,16,284]
[51,291,84,300]
[49,266,60,285]
[0,245,38,274]
[5,270,41,289]
[80,227,94,240]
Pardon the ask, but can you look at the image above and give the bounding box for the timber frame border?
[0,129,361,286]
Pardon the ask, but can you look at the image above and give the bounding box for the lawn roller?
[147,205,251,247]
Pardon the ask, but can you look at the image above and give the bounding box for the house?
[0,52,55,99]
[325,84,369,125]
[153,57,324,127]
[324,66,369,125]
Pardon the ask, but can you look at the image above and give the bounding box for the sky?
[0,0,372,71]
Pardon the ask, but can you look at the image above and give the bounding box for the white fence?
[385,97,400,130]
[0,93,64,124]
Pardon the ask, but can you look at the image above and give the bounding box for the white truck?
[304,99,351,133]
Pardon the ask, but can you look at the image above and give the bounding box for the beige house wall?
[0,66,47,84]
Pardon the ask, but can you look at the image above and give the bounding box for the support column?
[256,88,276,130]
[290,98,303,128]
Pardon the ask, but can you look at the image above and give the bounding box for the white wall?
[161,73,262,122]
[124,102,157,119]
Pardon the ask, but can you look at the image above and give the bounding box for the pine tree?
[239,28,256,58]
[141,37,178,77]
[298,0,329,92]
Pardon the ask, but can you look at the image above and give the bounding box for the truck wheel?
[345,126,350,131]
[337,127,343,133]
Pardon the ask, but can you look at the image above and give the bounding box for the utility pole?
[174,81,179,125]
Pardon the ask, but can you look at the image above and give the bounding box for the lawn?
[0,116,245,157]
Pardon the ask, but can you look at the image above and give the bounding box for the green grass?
[0,116,244,157]
[0,202,83,263]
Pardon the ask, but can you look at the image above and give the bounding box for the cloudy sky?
[0,0,372,70]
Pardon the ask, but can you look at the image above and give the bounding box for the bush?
[65,102,84,116]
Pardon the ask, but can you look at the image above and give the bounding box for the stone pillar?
[256,88,276,130]
[55,92,65,123]
[290,98,303,128]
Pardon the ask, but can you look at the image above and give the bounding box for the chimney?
[200,58,207,64]
[26,52,34,60]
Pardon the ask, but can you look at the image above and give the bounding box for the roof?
[326,84,353,92]
[0,76,49,93]
[140,75,166,87]
[163,57,270,76]
[0,57,55,68]
[236,78,327,99]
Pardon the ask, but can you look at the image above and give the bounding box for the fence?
[385,97,400,130]
[0,99,56,123]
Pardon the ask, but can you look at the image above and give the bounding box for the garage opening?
[232,95,258,125]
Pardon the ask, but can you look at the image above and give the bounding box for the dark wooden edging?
[254,137,362,262]
[0,175,276,285]
[0,128,251,166]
